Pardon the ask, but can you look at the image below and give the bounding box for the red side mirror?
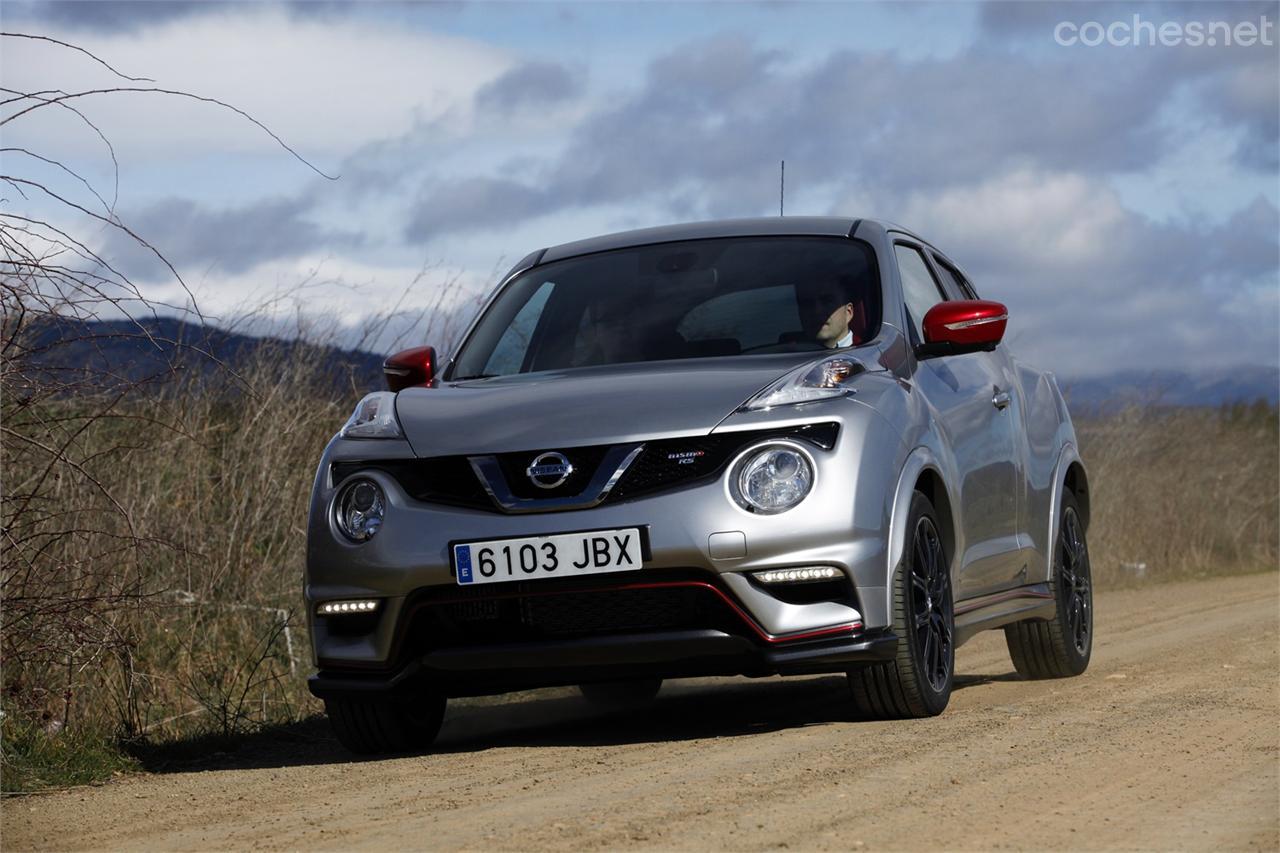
[383,346,436,391]
[920,300,1008,357]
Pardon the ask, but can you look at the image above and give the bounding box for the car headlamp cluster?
[740,355,863,410]
[333,477,386,541]
[731,441,815,514]
[341,391,403,439]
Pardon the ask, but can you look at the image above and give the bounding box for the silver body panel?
[305,217,1086,681]
[394,353,819,457]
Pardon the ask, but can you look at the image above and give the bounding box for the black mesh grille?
[402,575,731,652]
[334,457,490,510]
[608,436,738,502]
[521,587,698,635]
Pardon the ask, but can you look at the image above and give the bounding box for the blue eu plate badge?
[455,545,474,584]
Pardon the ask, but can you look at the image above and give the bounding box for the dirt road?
[6,572,1278,851]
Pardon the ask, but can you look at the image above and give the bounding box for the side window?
[932,255,978,300]
[483,281,554,375]
[894,244,946,342]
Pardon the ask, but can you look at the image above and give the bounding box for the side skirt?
[953,583,1055,647]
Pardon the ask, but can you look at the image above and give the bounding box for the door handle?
[992,388,1011,410]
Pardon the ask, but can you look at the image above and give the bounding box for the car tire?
[848,490,954,719]
[578,678,663,709]
[324,688,446,755]
[1005,490,1093,679]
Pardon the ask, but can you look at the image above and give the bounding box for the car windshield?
[450,236,881,379]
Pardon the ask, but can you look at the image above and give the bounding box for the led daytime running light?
[753,566,843,584]
[318,599,380,615]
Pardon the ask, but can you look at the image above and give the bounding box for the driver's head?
[580,291,651,364]
[797,275,857,348]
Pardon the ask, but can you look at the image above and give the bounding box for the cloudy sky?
[3,0,1277,378]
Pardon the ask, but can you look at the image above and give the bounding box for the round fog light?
[334,477,386,541]
[734,443,814,514]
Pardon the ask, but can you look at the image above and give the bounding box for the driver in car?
[797,275,865,348]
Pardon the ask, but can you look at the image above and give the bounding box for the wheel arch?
[1064,459,1090,532]
[1043,444,1088,582]
[886,447,960,622]
[913,468,957,571]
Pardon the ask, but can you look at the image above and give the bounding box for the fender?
[1042,442,1086,583]
[885,445,960,621]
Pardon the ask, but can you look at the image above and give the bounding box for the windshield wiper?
[451,373,498,381]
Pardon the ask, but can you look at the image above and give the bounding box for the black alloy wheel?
[1005,490,1093,679]
[910,514,953,694]
[1058,504,1092,655]
[848,490,954,718]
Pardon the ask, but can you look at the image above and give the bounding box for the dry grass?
[1077,403,1279,588]
[2,346,348,787]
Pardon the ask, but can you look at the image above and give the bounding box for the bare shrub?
[0,33,482,769]
[1078,403,1279,586]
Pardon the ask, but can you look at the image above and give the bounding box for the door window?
[932,255,978,301]
[894,244,946,342]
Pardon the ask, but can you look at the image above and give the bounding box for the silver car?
[306,217,1093,754]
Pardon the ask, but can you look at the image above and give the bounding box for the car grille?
[400,573,737,653]
[521,587,698,635]
[334,422,837,513]
[494,444,614,500]
[607,434,735,502]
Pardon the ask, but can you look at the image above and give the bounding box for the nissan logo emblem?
[526,451,574,489]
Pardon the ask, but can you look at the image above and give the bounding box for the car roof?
[539,216,869,263]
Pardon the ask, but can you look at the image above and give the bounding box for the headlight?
[333,477,386,541]
[341,391,402,439]
[731,442,814,514]
[740,355,863,411]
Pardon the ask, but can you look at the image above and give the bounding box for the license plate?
[453,527,645,586]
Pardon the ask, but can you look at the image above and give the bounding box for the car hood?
[394,354,831,457]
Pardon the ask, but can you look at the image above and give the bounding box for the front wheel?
[1004,490,1093,679]
[848,491,954,718]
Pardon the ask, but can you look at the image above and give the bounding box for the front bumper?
[308,567,894,699]
[308,627,899,700]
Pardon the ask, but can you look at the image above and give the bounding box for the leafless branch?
[0,33,156,83]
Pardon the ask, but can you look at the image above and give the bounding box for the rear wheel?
[848,491,954,718]
[324,688,446,755]
[1004,490,1092,679]
[579,678,663,709]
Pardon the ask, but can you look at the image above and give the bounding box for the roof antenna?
[779,160,785,217]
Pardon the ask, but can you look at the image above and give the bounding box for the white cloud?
[1,8,513,167]
[865,170,1279,376]
[891,169,1131,274]
[6,13,1274,382]
[133,252,491,353]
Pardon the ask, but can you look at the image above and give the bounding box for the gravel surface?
[6,572,1278,851]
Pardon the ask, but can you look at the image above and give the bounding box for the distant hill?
[16,316,386,395]
[1058,366,1279,409]
[14,318,1278,408]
